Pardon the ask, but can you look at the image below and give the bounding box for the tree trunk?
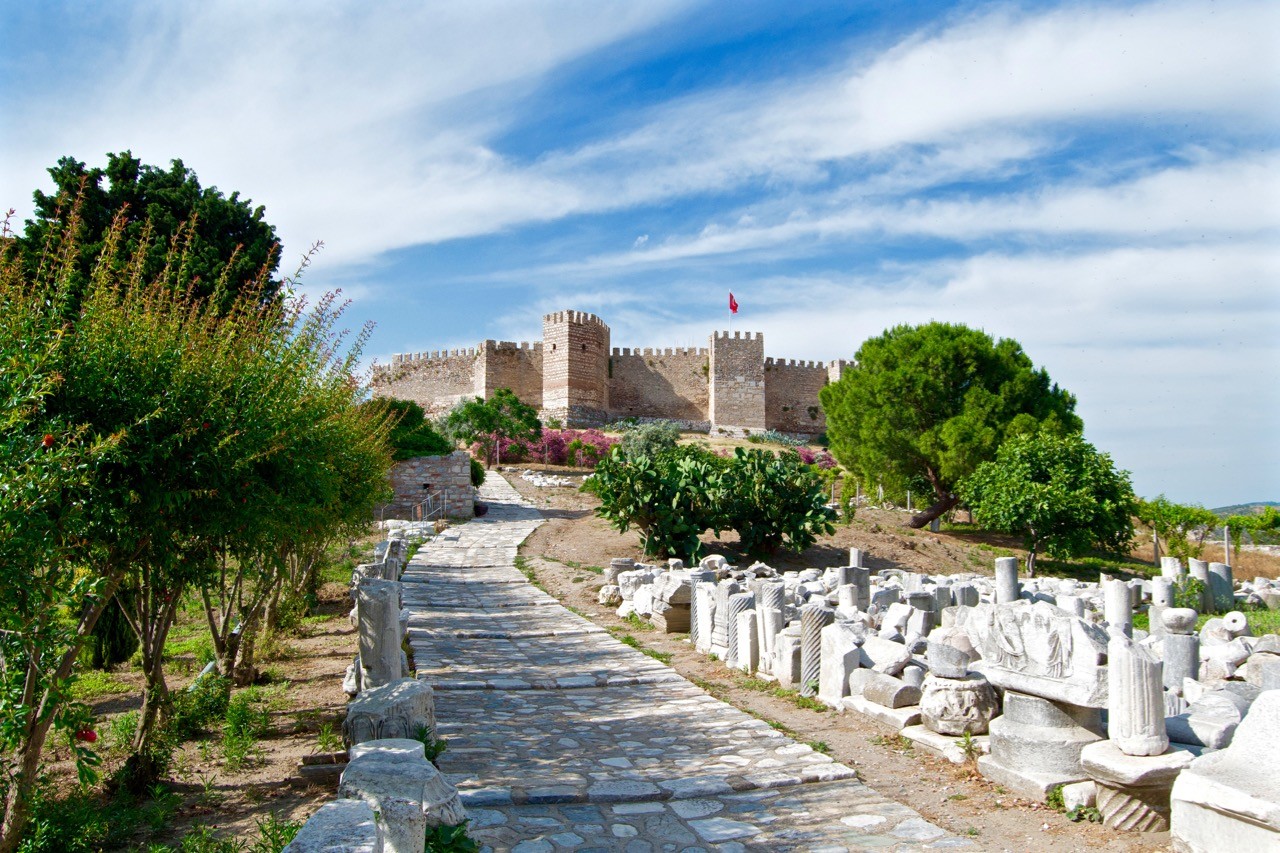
[0,574,121,853]
[1026,543,1038,578]
[906,493,958,529]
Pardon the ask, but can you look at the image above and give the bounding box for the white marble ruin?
[606,546,1278,835]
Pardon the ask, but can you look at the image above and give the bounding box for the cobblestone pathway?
[405,475,979,853]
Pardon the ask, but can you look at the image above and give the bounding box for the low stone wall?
[384,452,474,519]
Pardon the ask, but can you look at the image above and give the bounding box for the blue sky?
[2,1,1277,507]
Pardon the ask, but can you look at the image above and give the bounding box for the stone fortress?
[371,309,850,436]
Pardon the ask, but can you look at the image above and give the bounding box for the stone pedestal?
[340,738,467,853]
[799,603,834,697]
[919,673,998,736]
[818,621,863,707]
[994,557,1020,604]
[978,691,1105,801]
[774,626,802,688]
[344,678,436,747]
[1082,740,1196,832]
[1170,691,1280,852]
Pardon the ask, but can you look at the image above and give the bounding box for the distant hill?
[1212,501,1280,517]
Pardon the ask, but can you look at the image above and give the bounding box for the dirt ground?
[505,467,1220,853]
[57,573,362,848]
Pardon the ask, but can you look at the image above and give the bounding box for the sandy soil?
[504,469,1180,853]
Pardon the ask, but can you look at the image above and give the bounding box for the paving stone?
[409,475,978,851]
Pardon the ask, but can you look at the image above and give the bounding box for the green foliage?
[17,151,281,314]
[413,724,448,765]
[821,322,1080,524]
[443,389,541,466]
[585,446,727,562]
[1136,496,1218,560]
[248,815,302,853]
[424,821,479,853]
[69,669,132,700]
[177,826,245,853]
[960,431,1135,576]
[316,722,341,754]
[620,421,681,459]
[16,787,130,853]
[222,688,272,771]
[1046,784,1065,811]
[364,398,454,461]
[1066,806,1103,823]
[1174,577,1207,611]
[1223,506,1280,554]
[88,598,139,670]
[469,457,486,488]
[745,429,805,447]
[169,675,231,740]
[587,445,834,561]
[724,448,836,557]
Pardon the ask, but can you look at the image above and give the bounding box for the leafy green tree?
[821,322,1081,528]
[724,449,836,557]
[1135,496,1218,561]
[444,389,541,466]
[960,431,1136,576]
[1222,506,1280,558]
[365,398,454,460]
[585,446,727,562]
[17,152,280,314]
[620,421,681,460]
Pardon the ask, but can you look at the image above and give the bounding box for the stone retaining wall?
[385,452,474,519]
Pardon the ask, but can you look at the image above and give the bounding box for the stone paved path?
[405,475,980,852]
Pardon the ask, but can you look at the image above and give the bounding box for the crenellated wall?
[764,358,831,433]
[476,340,543,408]
[371,348,479,416]
[608,347,708,422]
[373,311,850,437]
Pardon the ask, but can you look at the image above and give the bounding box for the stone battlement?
[612,347,710,358]
[543,309,607,330]
[372,309,848,434]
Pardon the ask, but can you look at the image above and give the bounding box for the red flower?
[75,729,97,743]
[41,434,54,448]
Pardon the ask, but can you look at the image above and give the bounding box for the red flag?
[729,292,739,314]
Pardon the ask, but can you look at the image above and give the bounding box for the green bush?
[17,787,133,853]
[366,399,454,461]
[585,446,727,562]
[722,448,837,556]
[169,674,231,740]
[620,421,681,459]
[1174,577,1207,611]
[88,599,139,670]
[469,457,486,488]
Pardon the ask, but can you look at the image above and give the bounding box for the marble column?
[1208,562,1234,613]
[724,591,755,669]
[1104,579,1133,638]
[995,557,1020,604]
[1108,634,1168,756]
[357,578,403,690]
[1159,556,1184,581]
[799,603,835,697]
[1189,560,1212,614]
[1161,608,1199,693]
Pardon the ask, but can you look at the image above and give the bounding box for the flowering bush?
[794,447,837,469]
[481,429,620,469]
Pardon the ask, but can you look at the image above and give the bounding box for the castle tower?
[541,310,610,426]
[708,330,766,434]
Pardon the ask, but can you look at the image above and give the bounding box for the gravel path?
[404,474,980,852]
